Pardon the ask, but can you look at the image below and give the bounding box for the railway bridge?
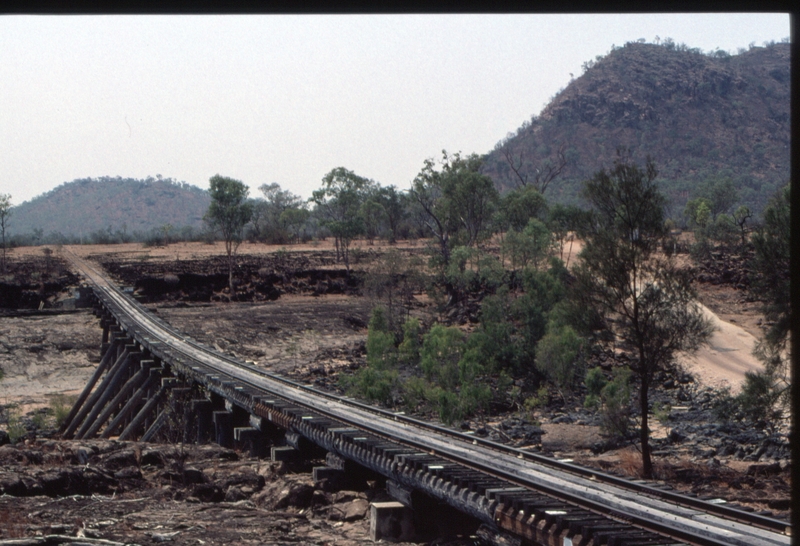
[60,251,791,546]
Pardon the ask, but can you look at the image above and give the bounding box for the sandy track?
[679,303,763,392]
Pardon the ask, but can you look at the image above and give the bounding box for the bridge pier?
[76,346,141,439]
[370,501,416,542]
[60,333,125,436]
[213,410,234,448]
[271,446,299,462]
[118,375,172,441]
[192,399,214,444]
[102,361,159,438]
[83,354,151,438]
[63,336,134,439]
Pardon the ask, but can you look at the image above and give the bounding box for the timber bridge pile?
[60,250,791,546]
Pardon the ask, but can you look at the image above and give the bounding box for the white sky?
[0,13,790,206]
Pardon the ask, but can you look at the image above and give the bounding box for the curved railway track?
[64,249,791,546]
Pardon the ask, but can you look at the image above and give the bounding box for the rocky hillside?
[8,177,210,239]
[483,41,790,215]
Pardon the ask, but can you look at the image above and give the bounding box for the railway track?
[63,249,791,546]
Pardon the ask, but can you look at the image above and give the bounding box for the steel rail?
[65,249,791,546]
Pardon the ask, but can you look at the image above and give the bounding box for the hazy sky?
[0,14,790,206]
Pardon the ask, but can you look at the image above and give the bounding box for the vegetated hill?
[483,41,790,217]
[9,177,210,239]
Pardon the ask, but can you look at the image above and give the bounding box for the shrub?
[737,370,784,431]
[346,306,400,405]
[50,394,78,428]
[584,367,607,410]
[366,307,396,369]
[535,324,586,393]
[711,386,740,423]
[420,324,465,390]
[598,367,633,442]
[347,366,398,405]
[523,385,550,419]
[398,317,421,365]
[5,410,26,443]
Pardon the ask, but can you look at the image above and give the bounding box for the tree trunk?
[640,363,653,479]
[228,251,235,297]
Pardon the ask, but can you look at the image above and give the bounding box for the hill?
[9,177,210,240]
[483,41,790,217]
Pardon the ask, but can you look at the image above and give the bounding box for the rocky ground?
[0,439,451,545]
[0,242,791,544]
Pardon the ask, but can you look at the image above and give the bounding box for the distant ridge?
[483,41,790,215]
[9,177,210,238]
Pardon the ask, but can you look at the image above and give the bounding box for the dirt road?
[679,303,763,392]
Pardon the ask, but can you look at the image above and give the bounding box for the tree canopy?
[410,151,498,268]
[205,175,253,294]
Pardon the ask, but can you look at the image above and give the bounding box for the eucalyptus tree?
[410,151,498,268]
[500,141,567,194]
[375,185,407,244]
[743,185,790,429]
[254,182,305,243]
[312,167,372,271]
[575,152,713,478]
[205,175,253,295]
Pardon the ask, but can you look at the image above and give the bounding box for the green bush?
[473,288,519,373]
[737,370,784,431]
[346,306,400,405]
[583,367,607,411]
[503,218,552,270]
[50,394,78,428]
[347,366,398,405]
[365,306,397,368]
[523,385,550,418]
[5,410,26,443]
[535,324,586,393]
[420,324,465,390]
[597,367,633,441]
[398,317,421,365]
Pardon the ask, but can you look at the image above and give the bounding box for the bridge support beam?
[63,338,133,439]
[75,346,141,439]
[102,362,159,438]
[84,358,153,438]
[140,386,191,443]
[271,446,298,462]
[192,399,214,444]
[234,427,268,457]
[213,410,234,448]
[60,334,124,436]
[118,376,172,441]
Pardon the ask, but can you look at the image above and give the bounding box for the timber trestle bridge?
[61,250,790,546]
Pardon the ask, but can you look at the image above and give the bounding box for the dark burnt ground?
[0,439,486,546]
[0,439,434,545]
[95,250,366,303]
[0,254,79,309]
[152,299,370,377]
